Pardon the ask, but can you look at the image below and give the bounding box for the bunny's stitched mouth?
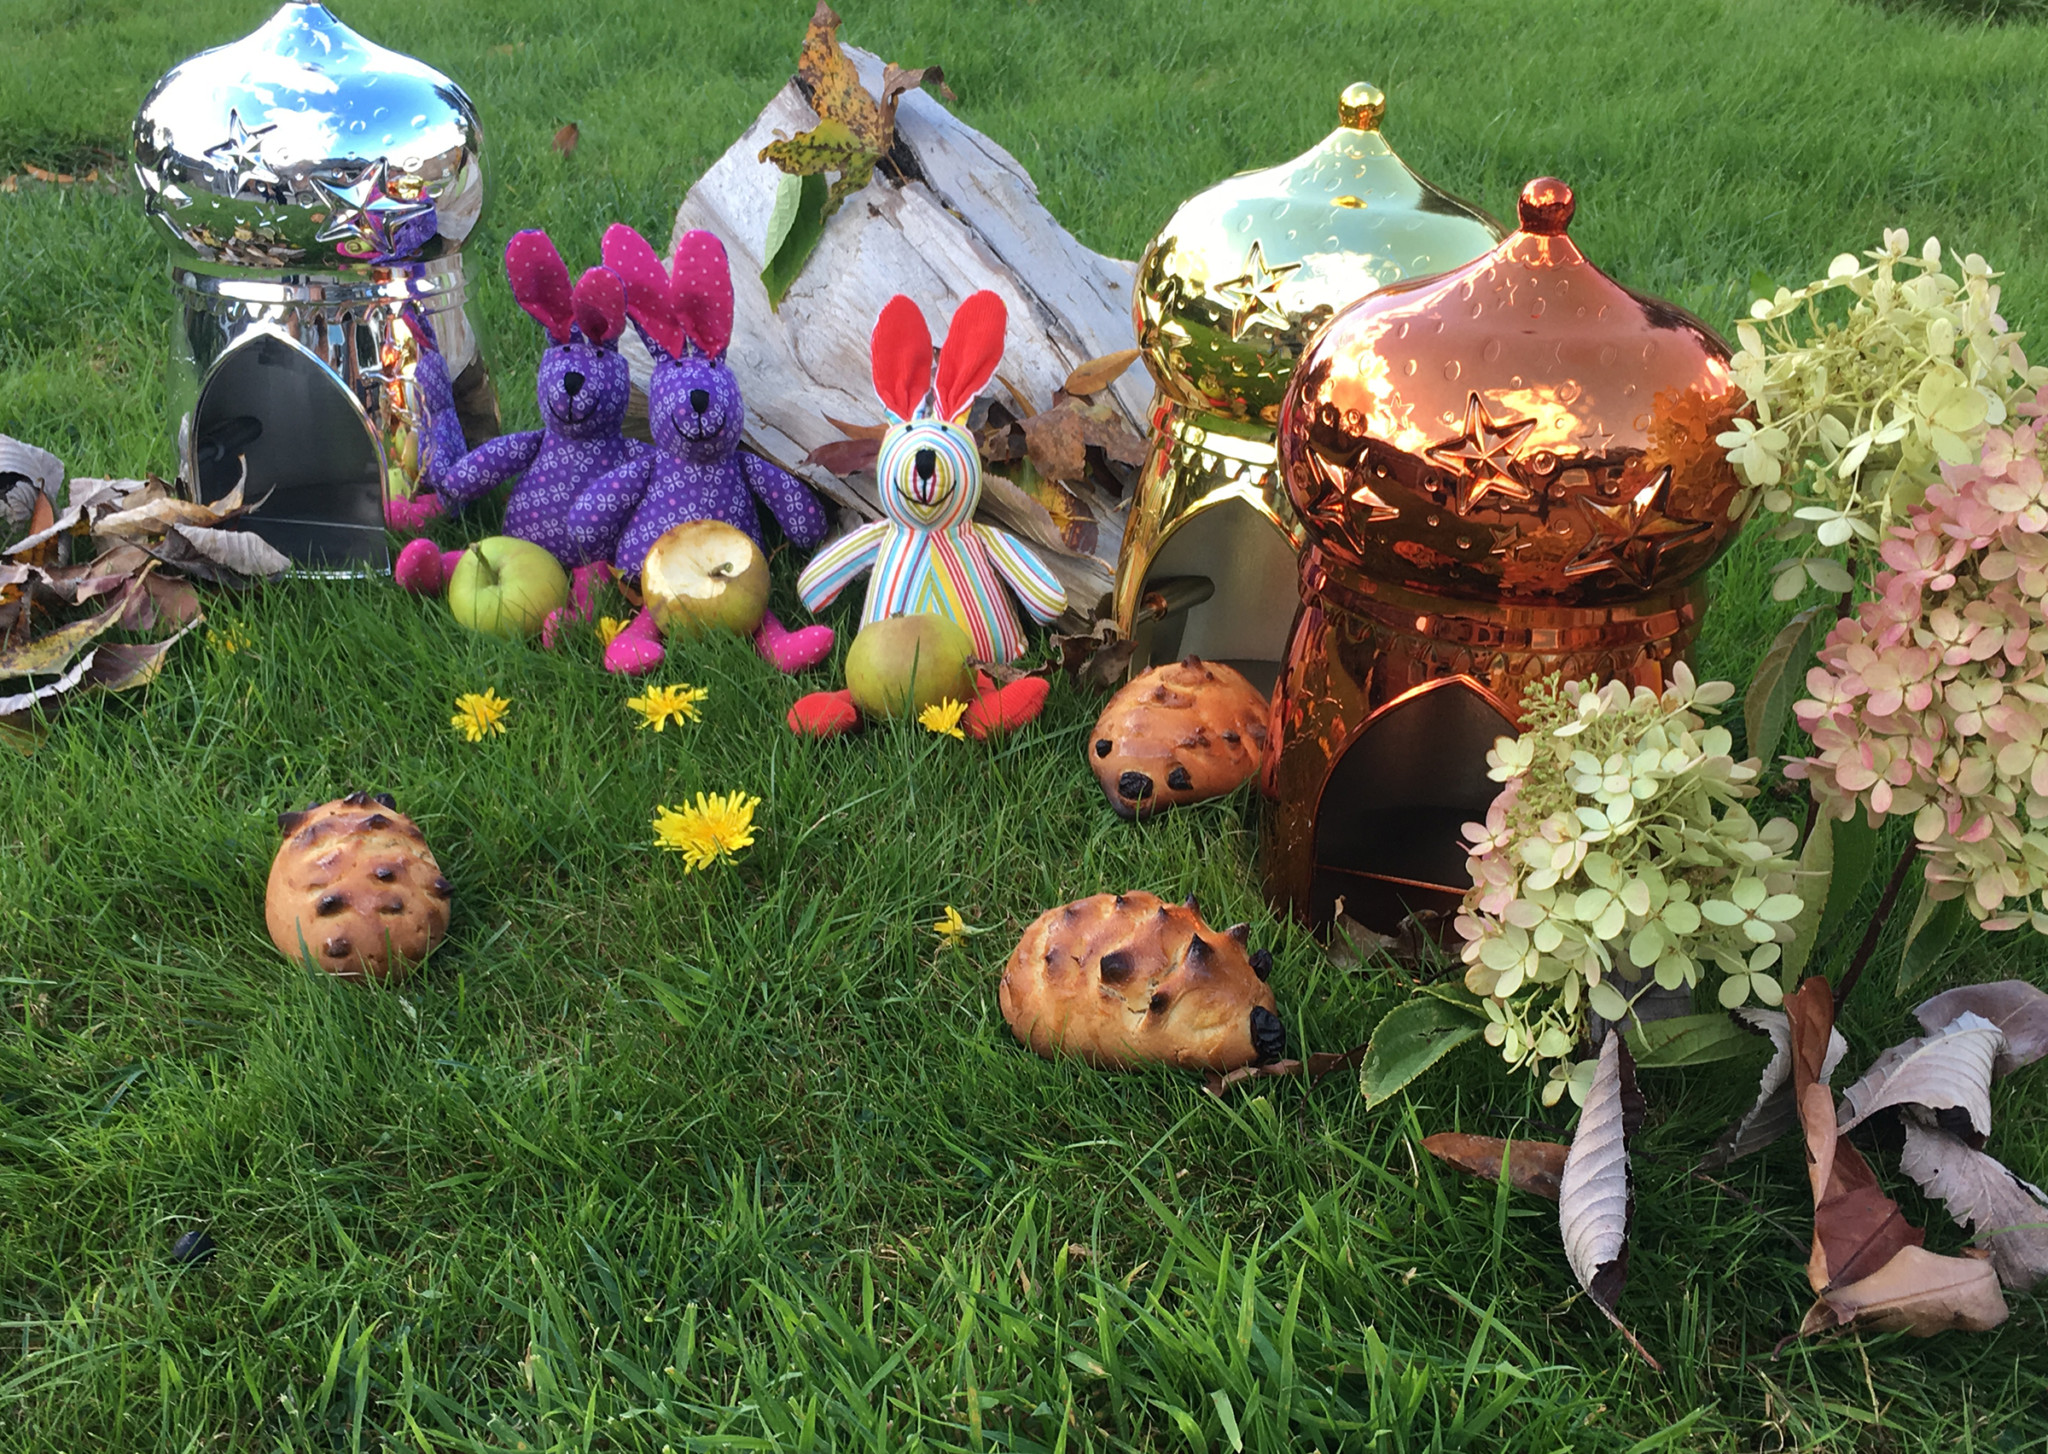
[668,412,724,443]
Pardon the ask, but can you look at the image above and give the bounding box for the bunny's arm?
[739,451,827,550]
[566,455,654,565]
[797,521,892,613]
[974,525,1067,622]
[436,431,543,510]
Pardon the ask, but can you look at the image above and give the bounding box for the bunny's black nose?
[563,371,585,397]
[914,448,938,481]
[689,388,711,414]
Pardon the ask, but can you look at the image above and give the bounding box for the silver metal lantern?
[133,2,497,572]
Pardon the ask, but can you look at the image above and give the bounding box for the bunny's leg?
[740,451,828,550]
[566,457,653,570]
[603,610,664,676]
[753,612,834,674]
[540,561,615,649]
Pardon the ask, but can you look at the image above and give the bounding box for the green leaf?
[758,116,873,178]
[1414,980,1490,1017]
[1780,811,1832,985]
[760,170,830,311]
[1814,811,1880,958]
[1625,1011,1759,1068]
[1898,889,1971,993]
[1749,269,1778,303]
[1742,605,1830,769]
[1361,998,1482,1107]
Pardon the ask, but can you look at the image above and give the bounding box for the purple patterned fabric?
[567,332,825,577]
[435,335,644,563]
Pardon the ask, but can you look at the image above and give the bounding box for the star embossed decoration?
[1562,467,1712,590]
[312,159,434,256]
[1425,392,1538,514]
[203,109,279,195]
[1214,241,1302,341]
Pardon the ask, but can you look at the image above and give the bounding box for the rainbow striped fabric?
[797,419,1066,663]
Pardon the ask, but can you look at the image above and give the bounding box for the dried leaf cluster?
[1420,977,2048,1360]
[1,435,286,749]
[757,4,955,305]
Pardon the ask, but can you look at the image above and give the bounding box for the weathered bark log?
[628,46,1147,613]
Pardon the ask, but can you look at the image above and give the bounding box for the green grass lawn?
[7,0,2048,1448]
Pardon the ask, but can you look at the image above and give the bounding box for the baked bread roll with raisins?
[264,792,451,982]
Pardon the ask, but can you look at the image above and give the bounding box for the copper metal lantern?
[1113,84,1503,689]
[134,2,498,572]
[1263,178,1749,931]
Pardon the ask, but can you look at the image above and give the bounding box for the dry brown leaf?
[1798,1245,2006,1337]
[1062,349,1142,398]
[553,122,580,156]
[0,649,97,715]
[1915,981,2048,1078]
[879,60,954,115]
[1900,1120,2048,1292]
[0,581,137,678]
[154,524,289,585]
[1699,1006,1847,1171]
[803,438,883,476]
[16,491,57,567]
[1021,407,1087,483]
[1835,1013,2003,1143]
[1421,1133,1569,1200]
[1053,620,1134,691]
[1559,1033,1657,1369]
[1785,977,2009,1337]
[81,620,201,693]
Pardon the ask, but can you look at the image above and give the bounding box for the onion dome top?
[133,2,485,269]
[1134,83,1504,426]
[1278,178,1748,605]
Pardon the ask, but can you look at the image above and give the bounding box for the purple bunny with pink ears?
[394,231,645,630]
[567,224,833,676]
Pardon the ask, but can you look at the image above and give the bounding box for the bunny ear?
[669,230,734,358]
[871,295,933,420]
[600,223,685,359]
[572,266,626,347]
[934,290,1007,421]
[505,230,574,343]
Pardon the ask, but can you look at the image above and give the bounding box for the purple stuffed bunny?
[568,224,832,675]
[393,232,645,639]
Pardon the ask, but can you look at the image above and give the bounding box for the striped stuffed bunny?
[797,292,1065,663]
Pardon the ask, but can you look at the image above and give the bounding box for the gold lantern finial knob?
[1338,82,1386,131]
[1516,176,1575,235]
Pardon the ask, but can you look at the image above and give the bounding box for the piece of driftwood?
[628,45,1148,615]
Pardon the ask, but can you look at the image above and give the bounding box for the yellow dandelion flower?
[918,697,968,740]
[652,791,760,872]
[207,622,254,655]
[933,905,971,948]
[451,689,512,742]
[596,616,628,648]
[626,682,710,731]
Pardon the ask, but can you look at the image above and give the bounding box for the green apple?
[846,613,977,720]
[642,520,771,639]
[447,535,570,639]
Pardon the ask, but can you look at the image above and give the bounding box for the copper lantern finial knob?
[1516,176,1574,235]
[1338,82,1386,131]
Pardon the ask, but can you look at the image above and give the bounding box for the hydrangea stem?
[1832,836,1918,1012]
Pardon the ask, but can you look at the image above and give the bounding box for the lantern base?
[1262,556,1706,932]
[168,253,496,575]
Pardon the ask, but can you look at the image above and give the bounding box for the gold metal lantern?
[1263,178,1750,932]
[1113,83,1504,688]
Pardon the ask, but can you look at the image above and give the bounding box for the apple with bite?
[643,521,772,640]
[446,536,571,639]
